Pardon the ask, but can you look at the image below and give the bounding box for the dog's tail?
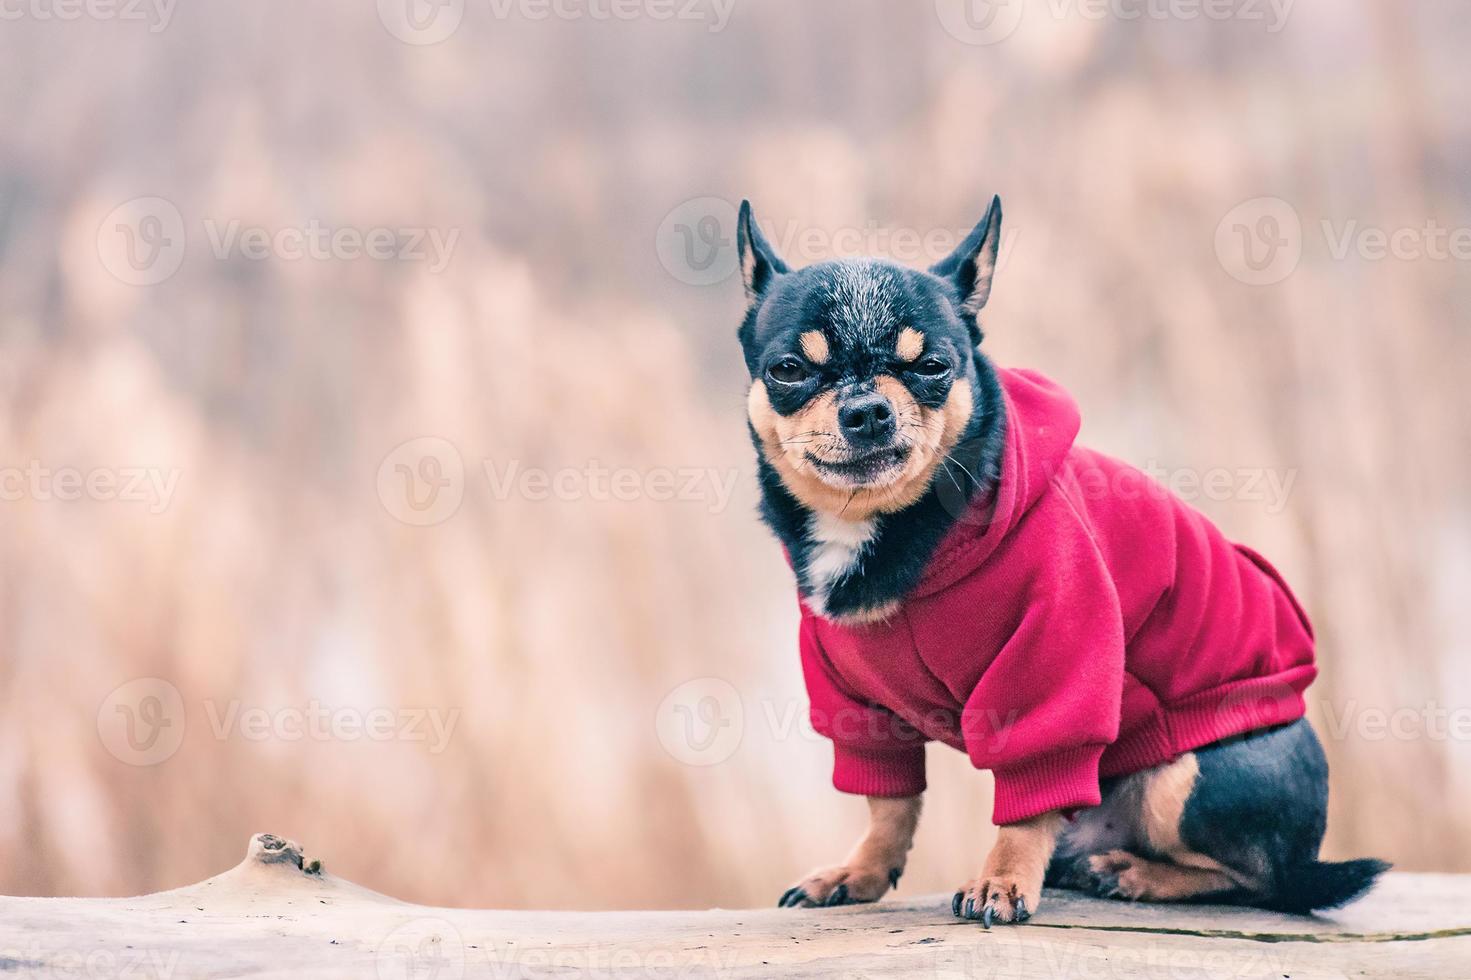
[1260,858,1391,914]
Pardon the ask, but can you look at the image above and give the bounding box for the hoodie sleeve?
[799,614,927,798]
[959,492,1126,825]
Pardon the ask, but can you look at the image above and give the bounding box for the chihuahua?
[738,197,1387,925]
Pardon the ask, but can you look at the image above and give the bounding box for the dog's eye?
[911,357,951,377]
[767,358,810,385]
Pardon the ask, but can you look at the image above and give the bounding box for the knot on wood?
[246,833,316,873]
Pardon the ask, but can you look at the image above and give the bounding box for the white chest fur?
[804,513,877,615]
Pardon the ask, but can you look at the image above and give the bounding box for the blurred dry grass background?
[0,0,1468,909]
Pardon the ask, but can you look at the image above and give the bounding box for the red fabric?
[800,368,1317,825]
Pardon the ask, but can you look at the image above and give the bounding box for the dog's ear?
[931,195,1002,329]
[737,200,788,305]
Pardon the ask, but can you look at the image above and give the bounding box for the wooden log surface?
[1,834,1467,978]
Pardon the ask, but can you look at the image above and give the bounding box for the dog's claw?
[778,887,808,908]
[888,868,901,889]
[1013,896,1030,922]
[823,884,849,907]
[951,892,963,917]
[982,904,995,929]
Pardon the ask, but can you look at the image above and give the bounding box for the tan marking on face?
[895,327,924,362]
[747,375,974,525]
[799,330,830,364]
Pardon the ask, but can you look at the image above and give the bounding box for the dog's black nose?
[838,393,896,445]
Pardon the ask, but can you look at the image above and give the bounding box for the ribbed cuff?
[991,744,1105,825]
[832,743,927,798]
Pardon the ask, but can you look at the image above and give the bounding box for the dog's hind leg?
[1047,773,1145,891]
[1179,719,1388,913]
[1086,850,1242,902]
[1053,752,1260,903]
[1053,720,1386,912]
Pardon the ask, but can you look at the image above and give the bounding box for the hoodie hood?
[912,367,1081,596]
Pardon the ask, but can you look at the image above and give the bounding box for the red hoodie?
[799,368,1316,825]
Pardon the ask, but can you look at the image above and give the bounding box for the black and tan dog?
[738,197,1387,924]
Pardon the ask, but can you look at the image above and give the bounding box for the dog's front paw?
[778,864,900,908]
[952,871,1042,927]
